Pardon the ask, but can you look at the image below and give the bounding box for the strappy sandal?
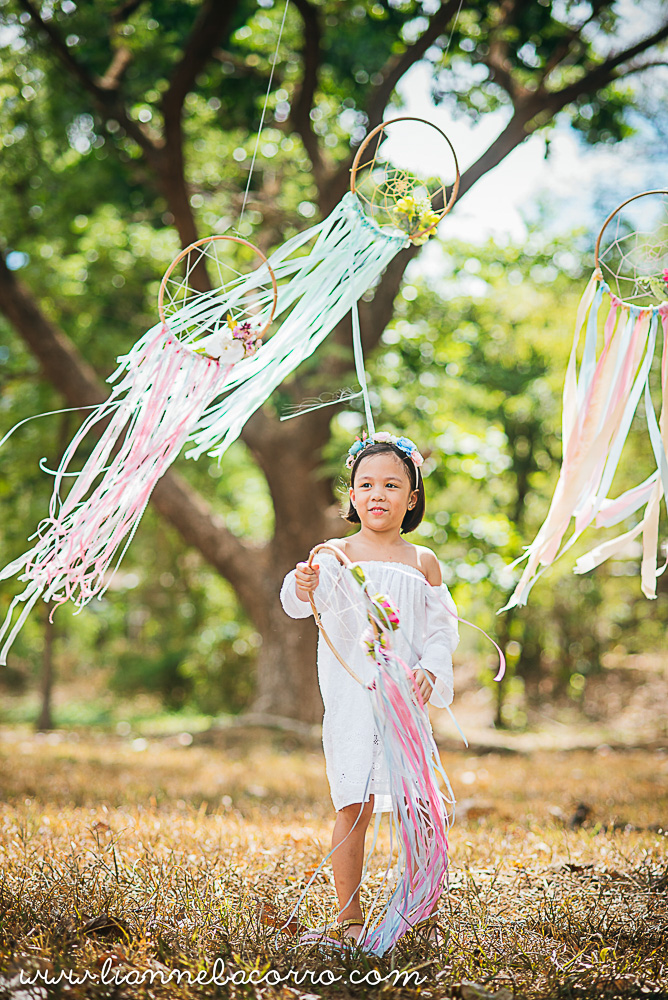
[335,916,366,944]
[298,911,366,949]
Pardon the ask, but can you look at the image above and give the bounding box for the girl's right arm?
[279,559,320,619]
[280,540,341,617]
[294,561,320,602]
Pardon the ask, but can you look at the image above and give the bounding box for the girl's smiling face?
[349,452,418,532]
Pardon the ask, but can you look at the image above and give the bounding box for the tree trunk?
[252,573,322,720]
[36,606,55,732]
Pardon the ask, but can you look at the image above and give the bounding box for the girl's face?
[349,452,418,533]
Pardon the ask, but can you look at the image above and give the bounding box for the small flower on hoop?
[361,591,401,657]
[372,593,401,630]
[392,193,440,245]
[347,564,401,658]
[193,314,261,363]
[227,314,261,358]
[647,275,668,303]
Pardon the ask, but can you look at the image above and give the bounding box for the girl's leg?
[331,797,374,938]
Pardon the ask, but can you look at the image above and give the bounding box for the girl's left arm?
[415,552,459,707]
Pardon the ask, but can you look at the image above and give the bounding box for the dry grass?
[1,724,667,999]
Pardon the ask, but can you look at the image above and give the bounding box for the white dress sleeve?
[417,582,459,708]
[279,569,314,619]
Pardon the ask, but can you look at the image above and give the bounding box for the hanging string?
[349,238,376,434]
[441,0,465,64]
[236,0,290,232]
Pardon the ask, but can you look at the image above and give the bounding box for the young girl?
[280,432,459,944]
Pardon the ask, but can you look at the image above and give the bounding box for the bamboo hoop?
[594,189,668,273]
[306,543,365,686]
[350,116,460,240]
[157,234,278,338]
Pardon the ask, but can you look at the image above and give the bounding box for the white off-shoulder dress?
[280,552,459,813]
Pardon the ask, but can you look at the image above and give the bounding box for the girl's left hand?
[413,667,436,704]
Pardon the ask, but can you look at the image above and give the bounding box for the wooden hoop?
[306,543,364,686]
[349,116,460,240]
[157,234,278,339]
[594,189,668,273]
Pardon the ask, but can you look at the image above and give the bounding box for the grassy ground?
[0,723,666,999]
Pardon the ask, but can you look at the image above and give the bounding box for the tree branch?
[213,47,278,82]
[366,0,462,130]
[16,0,160,164]
[484,38,521,103]
[540,0,608,83]
[0,253,263,614]
[474,0,537,106]
[17,0,237,266]
[553,18,668,107]
[478,0,533,104]
[614,59,668,78]
[96,45,133,91]
[161,0,241,129]
[154,0,241,284]
[111,0,145,23]
[289,0,326,189]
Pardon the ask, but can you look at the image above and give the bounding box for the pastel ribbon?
[503,277,668,610]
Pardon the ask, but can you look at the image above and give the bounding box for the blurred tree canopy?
[0,0,667,724]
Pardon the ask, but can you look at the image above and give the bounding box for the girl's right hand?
[295,561,319,601]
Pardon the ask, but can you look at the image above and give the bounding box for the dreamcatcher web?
[597,191,668,306]
[158,235,277,347]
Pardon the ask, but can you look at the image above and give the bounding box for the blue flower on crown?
[348,438,367,462]
[395,436,415,456]
[346,432,424,469]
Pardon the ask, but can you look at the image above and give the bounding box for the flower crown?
[346,431,424,470]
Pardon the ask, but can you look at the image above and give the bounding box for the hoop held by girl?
[280,432,459,947]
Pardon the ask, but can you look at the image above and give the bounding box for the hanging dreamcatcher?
[0,237,278,660]
[504,190,668,610]
[190,115,459,447]
[0,117,459,663]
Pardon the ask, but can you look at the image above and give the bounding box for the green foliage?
[432,0,636,146]
[0,0,666,725]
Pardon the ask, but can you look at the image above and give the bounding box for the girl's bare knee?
[337,800,373,828]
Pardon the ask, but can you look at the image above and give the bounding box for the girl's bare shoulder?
[413,544,442,586]
[321,537,347,549]
[318,537,350,557]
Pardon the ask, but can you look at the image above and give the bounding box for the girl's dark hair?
[344,442,425,534]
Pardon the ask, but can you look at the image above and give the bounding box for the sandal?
[335,916,366,944]
[298,911,366,949]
